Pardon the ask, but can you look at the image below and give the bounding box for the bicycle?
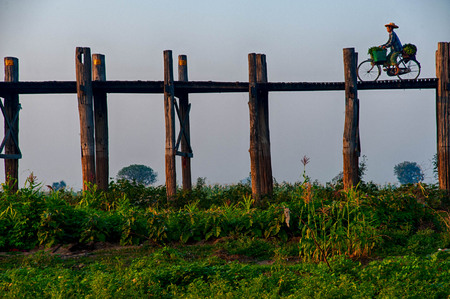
[357,48,421,81]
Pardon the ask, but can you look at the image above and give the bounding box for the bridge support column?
[343,48,360,190]
[248,53,273,203]
[3,57,20,191]
[164,50,177,200]
[436,42,450,195]
[76,47,96,191]
[178,55,192,191]
[92,54,109,191]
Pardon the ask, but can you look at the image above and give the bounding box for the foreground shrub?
[0,179,448,260]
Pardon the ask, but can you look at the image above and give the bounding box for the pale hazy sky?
[1,0,449,189]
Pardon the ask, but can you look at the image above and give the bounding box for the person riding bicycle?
[380,22,402,75]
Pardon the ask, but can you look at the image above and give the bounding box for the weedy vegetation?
[1,175,449,297]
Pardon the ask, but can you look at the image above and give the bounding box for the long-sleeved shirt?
[382,31,402,52]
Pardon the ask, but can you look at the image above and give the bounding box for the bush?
[0,178,449,260]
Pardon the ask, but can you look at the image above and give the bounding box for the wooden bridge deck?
[0,78,439,96]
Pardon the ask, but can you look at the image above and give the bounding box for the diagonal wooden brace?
[174,99,193,156]
[0,98,22,159]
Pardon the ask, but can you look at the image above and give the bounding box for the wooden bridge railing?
[1,43,449,199]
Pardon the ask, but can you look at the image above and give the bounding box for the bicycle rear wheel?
[357,60,381,81]
[397,59,421,80]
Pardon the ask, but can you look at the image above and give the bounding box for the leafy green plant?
[0,176,449,264]
[297,186,380,262]
[403,43,417,56]
[368,46,385,56]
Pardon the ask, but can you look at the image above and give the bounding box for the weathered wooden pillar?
[178,55,192,191]
[76,47,96,190]
[342,48,360,189]
[256,54,273,196]
[436,42,450,193]
[3,57,20,191]
[92,53,109,191]
[164,50,177,199]
[248,53,261,201]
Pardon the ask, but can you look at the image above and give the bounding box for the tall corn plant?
[298,186,380,262]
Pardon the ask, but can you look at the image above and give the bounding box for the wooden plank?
[256,54,273,196]
[92,53,109,191]
[3,57,20,191]
[342,48,360,190]
[76,47,96,190]
[248,53,261,202]
[164,50,177,200]
[436,42,450,194]
[178,55,192,191]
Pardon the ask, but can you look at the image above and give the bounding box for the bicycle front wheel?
[397,59,421,80]
[357,60,381,81]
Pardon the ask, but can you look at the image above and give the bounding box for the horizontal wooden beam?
[265,82,345,91]
[174,81,248,93]
[358,78,438,90]
[0,154,22,159]
[94,81,164,94]
[176,151,193,158]
[0,78,438,96]
[0,81,76,95]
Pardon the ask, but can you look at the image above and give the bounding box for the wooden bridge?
[0,77,440,95]
[0,42,449,201]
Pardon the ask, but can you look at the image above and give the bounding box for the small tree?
[394,161,424,185]
[117,164,158,186]
[51,180,66,191]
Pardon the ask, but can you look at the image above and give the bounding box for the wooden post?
[76,47,96,190]
[248,53,261,201]
[256,54,273,195]
[342,48,360,189]
[92,53,109,191]
[3,57,20,191]
[178,55,192,191]
[164,50,177,199]
[436,42,450,193]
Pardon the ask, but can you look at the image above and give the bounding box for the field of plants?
[1,176,450,298]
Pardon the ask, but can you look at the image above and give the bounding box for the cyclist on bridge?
[381,22,402,75]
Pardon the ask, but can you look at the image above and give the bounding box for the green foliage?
[1,247,449,297]
[221,236,275,260]
[368,46,382,56]
[116,164,158,186]
[403,43,417,55]
[394,161,424,185]
[297,186,380,262]
[0,177,449,264]
[1,173,450,297]
[51,180,66,191]
[432,153,438,180]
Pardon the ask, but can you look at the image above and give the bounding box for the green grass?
[1,244,449,298]
[1,178,450,297]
